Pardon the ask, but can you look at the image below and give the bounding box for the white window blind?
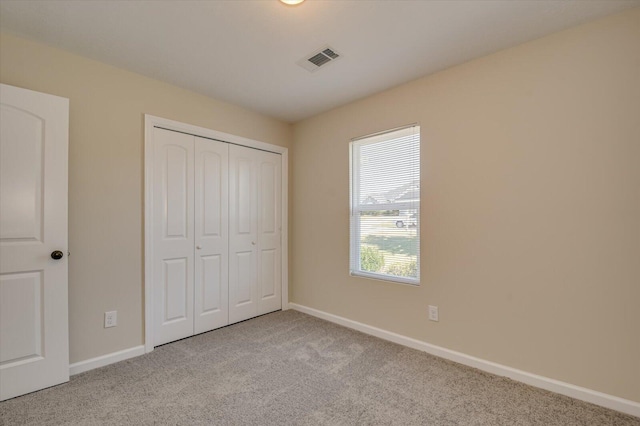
[350,125,420,285]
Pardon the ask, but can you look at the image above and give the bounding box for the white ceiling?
[1,0,638,123]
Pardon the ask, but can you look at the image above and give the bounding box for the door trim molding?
[143,114,289,353]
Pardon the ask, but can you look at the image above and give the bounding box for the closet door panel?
[237,159,252,234]
[199,255,222,313]
[260,249,276,299]
[257,152,282,315]
[153,128,194,345]
[162,258,189,321]
[234,251,254,304]
[165,146,189,238]
[228,146,258,323]
[194,137,228,334]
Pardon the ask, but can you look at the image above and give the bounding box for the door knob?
[51,250,64,260]
[196,246,202,250]
[251,241,256,246]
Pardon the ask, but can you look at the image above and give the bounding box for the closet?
[150,126,282,346]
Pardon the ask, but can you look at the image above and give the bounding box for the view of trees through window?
[359,209,419,279]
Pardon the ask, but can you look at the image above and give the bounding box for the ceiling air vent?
[297,46,342,72]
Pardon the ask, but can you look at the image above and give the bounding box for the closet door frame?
[143,115,289,354]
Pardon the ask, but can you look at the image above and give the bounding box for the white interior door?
[194,137,229,334]
[152,128,195,346]
[0,84,69,401]
[256,151,282,316]
[229,145,282,323]
[228,145,258,323]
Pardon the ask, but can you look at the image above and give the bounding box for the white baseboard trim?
[69,345,145,376]
[289,303,640,418]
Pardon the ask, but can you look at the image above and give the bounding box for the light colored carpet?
[1,310,638,425]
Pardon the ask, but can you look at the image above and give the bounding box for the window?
[350,125,420,285]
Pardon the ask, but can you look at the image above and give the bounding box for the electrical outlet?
[104,311,117,328]
[428,305,439,322]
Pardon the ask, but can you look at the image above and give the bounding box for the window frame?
[349,125,420,286]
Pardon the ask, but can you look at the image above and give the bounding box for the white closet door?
[228,145,259,323]
[153,128,194,346]
[194,137,229,334]
[256,151,282,316]
[229,145,282,323]
[150,126,282,344]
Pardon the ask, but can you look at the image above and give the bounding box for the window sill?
[350,270,420,286]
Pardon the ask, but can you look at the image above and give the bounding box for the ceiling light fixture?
[280,0,305,5]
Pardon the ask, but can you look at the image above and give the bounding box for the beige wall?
[1,7,638,404]
[0,32,292,363]
[291,9,640,403]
